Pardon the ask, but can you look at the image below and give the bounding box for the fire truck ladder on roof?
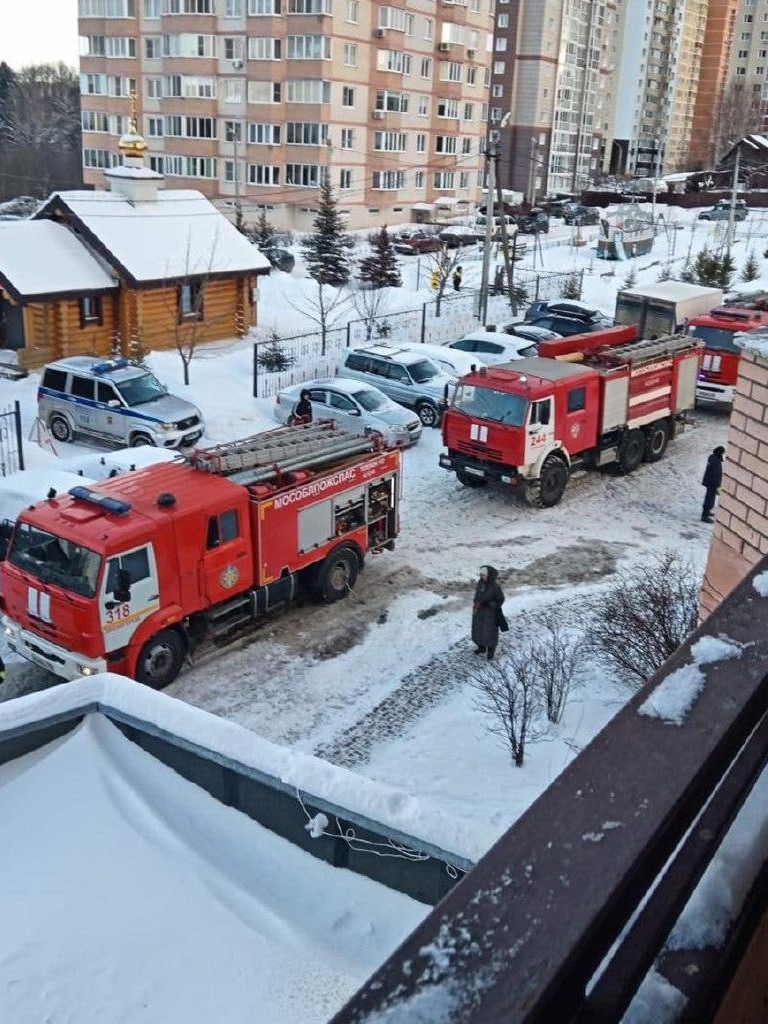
[597,333,700,366]
[188,422,379,486]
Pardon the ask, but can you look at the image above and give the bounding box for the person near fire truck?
[701,445,725,524]
[291,390,313,426]
[471,565,507,661]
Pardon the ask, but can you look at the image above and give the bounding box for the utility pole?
[651,137,661,226]
[527,135,537,206]
[232,125,243,232]
[494,135,516,314]
[479,139,496,325]
[726,145,740,253]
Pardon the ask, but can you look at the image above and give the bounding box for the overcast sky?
[3,0,79,70]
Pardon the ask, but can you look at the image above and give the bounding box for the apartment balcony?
[328,555,768,1024]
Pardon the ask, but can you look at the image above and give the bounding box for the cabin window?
[178,281,204,321]
[70,376,95,400]
[530,399,551,426]
[106,546,150,593]
[207,509,240,548]
[97,381,119,404]
[79,295,103,327]
[567,387,586,413]
[41,368,67,392]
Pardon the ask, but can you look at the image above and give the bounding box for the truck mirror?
[115,567,132,603]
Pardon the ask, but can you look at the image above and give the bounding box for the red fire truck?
[1,423,401,687]
[439,326,702,507]
[686,306,768,407]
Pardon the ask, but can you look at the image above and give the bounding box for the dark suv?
[562,205,600,226]
[516,208,550,234]
[525,300,613,337]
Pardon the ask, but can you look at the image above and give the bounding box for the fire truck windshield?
[688,326,740,353]
[116,372,167,406]
[452,384,528,425]
[8,523,102,598]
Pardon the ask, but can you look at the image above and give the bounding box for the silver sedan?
[273,378,423,447]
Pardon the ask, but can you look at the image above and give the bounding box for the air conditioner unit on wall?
[232,59,244,69]
[438,42,451,52]
[467,47,476,58]
[376,27,386,37]
[372,109,385,119]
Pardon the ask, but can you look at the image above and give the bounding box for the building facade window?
[285,78,330,102]
[178,281,204,321]
[372,170,405,190]
[341,127,354,148]
[285,163,321,186]
[248,164,280,185]
[343,42,357,66]
[286,35,332,59]
[342,85,355,107]
[286,121,328,144]
[248,122,281,143]
[346,0,358,21]
[340,168,352,189]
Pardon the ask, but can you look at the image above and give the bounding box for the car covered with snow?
[698,206,748,222]
[392,230,442,256]
[443,330,539,365]
[438,226,479,248]
[410,343,487,378]
[38,356,204,449]
[337,345,453,427]
[273,378,422,447]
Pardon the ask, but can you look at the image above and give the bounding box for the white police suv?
[38,357,204,448]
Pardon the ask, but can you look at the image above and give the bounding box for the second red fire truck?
[687,305,768,407]
[440,326,702,507]
[1,423,401,687]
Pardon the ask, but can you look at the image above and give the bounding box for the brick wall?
[700,349,768,617]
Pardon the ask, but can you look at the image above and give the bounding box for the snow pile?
[638,636,743,726]
[621,969,687,1024]
[734,326,768,361]
[753,570,768,598]
[0,712,425,1024]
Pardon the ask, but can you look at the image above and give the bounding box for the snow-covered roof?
[0,220,117,301]
[735,326,768,360]
[620,281,722,301]
[34,189,270,285]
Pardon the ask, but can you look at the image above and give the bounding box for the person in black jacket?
[702,445,725,523]
[471,565,505,661]
[292,389,313,425]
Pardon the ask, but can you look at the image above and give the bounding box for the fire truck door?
[525,397,554,465]
[202,507,252,604]
[99,544,160,653]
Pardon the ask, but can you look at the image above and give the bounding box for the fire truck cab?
[687,307,768,407]
[440,328,702,507]
[1,423,401,687]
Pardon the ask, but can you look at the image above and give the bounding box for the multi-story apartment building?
[688,0,738,169]
[606,0,708,178]
[77,0,494,230]
[488,0,614,201]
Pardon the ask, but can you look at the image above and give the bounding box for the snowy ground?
[0,713,424,1024]
[0,202,742,863]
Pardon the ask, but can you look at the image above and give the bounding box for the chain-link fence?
[252,268,583,398]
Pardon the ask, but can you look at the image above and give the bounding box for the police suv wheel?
[130,433,155,447]
[49,414,73,443]
[317,547,359,603]
[135,629,185,689]
[416,401,439,428]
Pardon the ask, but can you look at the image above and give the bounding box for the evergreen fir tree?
[742,250,760,283]
[657,263,672,282]
[622,265,638,289]
[561,272,582,300]
[301,174,351,287]
[252,209,275,249]
[717,251,736,290]
[357,227,402,289]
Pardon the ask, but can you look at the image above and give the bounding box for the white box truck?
[615,282,723,337]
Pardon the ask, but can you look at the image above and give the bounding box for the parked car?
[409,343,487,378]
[474,214,517,240]
[698,206,748,222]
[438,226,478,248]
[261,245,295,273]
[544,197,579,218]
[444,330,539,365]
[38,356,204,448]
[563,205,601,226]
[524,299,613,337]
[273,378,422,447]
[337,345,453,427]
[393,230,442,255]
[715,198,748,213]
[516,208,550,234]
[501,323,562,344]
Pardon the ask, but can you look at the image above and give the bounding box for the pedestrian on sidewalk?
[471,565,506,661]
[701,445,725,523]
[453,266,463,292]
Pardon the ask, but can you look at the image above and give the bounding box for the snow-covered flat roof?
[0,220,117,300]
[0,694,426,1024]
[35,190,270,285]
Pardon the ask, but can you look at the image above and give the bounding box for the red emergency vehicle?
[439,326,702,507]
[1,423,401,687]
[686,307,768,407]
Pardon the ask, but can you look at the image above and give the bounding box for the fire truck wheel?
[618,430,646,474]
[135,628,186,688]
[526,455,569,508]
[456,470,487,488]
[416,401,439,428]
[49,414,73,443]
[130,433,156,447]
[317,547,359,603]
[645,421,670,463]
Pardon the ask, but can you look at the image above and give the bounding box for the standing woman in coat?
[472,565,505,660]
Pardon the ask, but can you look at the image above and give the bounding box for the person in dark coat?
[453,266,463,291]
[471,565,505,660]
[292,389,313,425]
[701,445,725,523]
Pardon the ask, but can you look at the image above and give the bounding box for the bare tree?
[470,650,546,767]
[585,550,701,689]
[353,285,389,341]
[533,609,586,725]
[426,245,463,316]
[285,279,352,355]
[712,83,765,165]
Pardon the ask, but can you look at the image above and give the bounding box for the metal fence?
[0,402,24,477]
[252,270,582,398]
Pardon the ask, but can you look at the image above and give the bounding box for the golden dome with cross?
[118,92,147,160]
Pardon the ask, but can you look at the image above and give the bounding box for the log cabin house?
[0,118,269,371]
